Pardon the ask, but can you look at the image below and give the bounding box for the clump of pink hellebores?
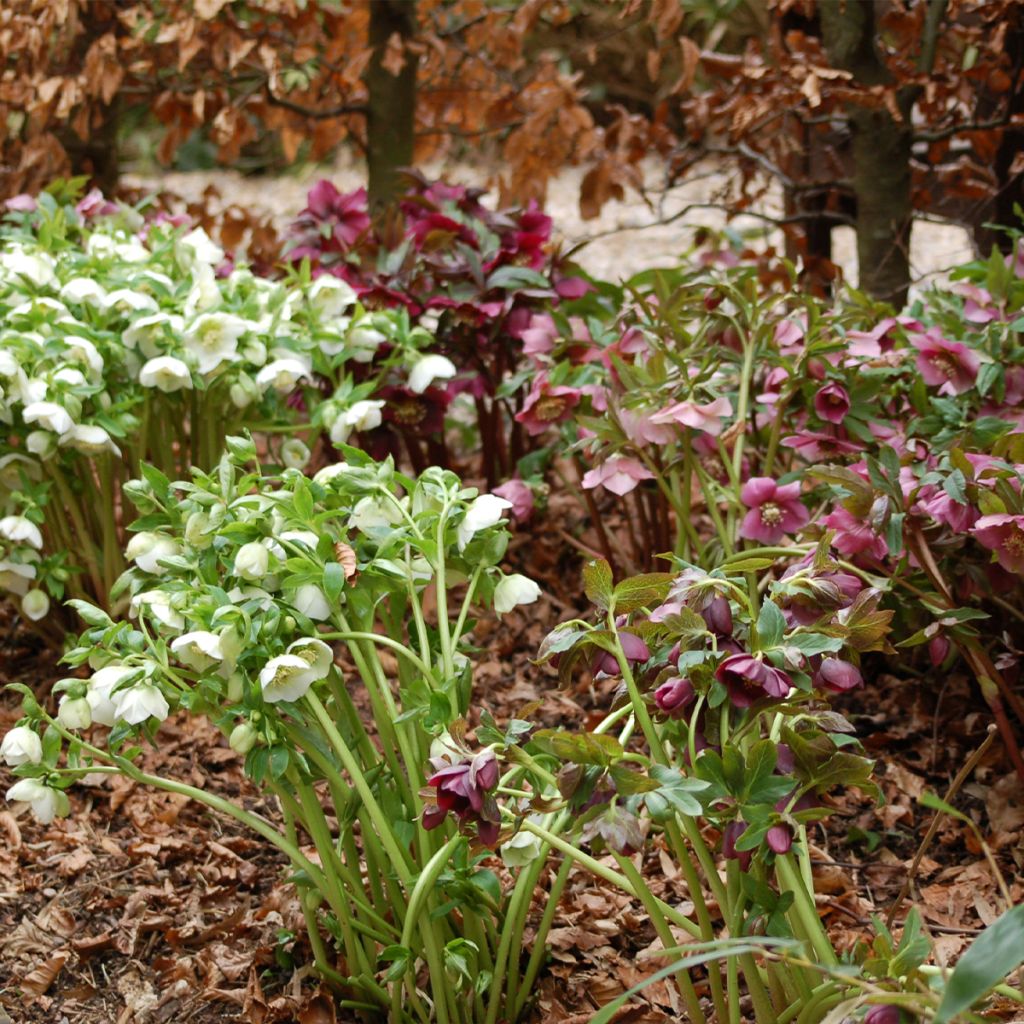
[650,395,733,437]
[910,327,981,396]
[515,375,581,436]
[739,478,809,545]
[716,653,792,707]
[582,456,654,496]
[814,382,851,424]
[972,514,1024,573]
[492,478,534,524]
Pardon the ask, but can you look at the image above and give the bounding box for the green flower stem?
[775,854,836,967]
[693,459,735,558]
[614,852,706,1024]
[45,465,104,598]
[762,390,794,480]
[317,630,433,680]
[512,853,571,1021]
[304,692,414,881]
[451,564,484,646]
[608,617,669,767]
[395,834,462,1024]
[731,327,756,482]
[520,820,701,939]
[484,858,536,1024]
[433,501,456,688]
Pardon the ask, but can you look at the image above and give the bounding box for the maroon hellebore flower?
[813,658,863,693]
[864,1006,903,1024]
[765,824,793,855]
[592,632,651,677]
[423,749,501,846]
[716,654,792,708]
[821,506,890,561]
[653,677,696,717]
[739,477,810,545]
[722,821,752,870]
[814,382,851,424]
[928,634,951,667]
[701,596,734,637]
[972,514,1024,574]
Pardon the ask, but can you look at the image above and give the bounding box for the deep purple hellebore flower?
[739,477,810,545]
[813,658,863,694]
[653,677,696,717]
[716,654,792,708]
[592,632,651,676]
[423,749,501,846]
[722,821,752,870]
[864,1006,903,1024]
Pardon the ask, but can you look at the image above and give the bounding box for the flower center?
[929,353,958,379]
[1004,529,1024,556]
[392,399,426,425]
[535,395,567,422]
[760,502,783,526]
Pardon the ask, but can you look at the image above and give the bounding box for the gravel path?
[126,153,974,294]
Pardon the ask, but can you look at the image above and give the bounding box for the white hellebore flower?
[52,366,87,387]
[255,357,310,394]
[350,494,404,534]
[21,589,50,621]
[0,515,43,550]
[129,590,185,631]
[259,639,332,704]
[123,312,183,359]
[0,246,56,288]
[457,494,512,550]
[309,275,357,318]
[235,541,270,581]
[87,663,138,727]
[177,227,224,269]
[330,399,384,444]
[0,559,37,596]
[23,400,74,437]
[58,696,92,730]
[493,574,542,614]
[125,531,181,574]
[63,336,105,377]
[313,462,352,485]
[293,583,331,621]
[5,779,66,824]
[139,356,193,393]
[499,830,544,869]
[346,323,387,363]
[1,725,43,767]
[113,683,170,726]
[60,277,108,307]
[59,423,121,456]
[408,354,457,394]
[183,312,248,373]
[171,631,225,672]
[281,439,310,470]
[102,288,159,315]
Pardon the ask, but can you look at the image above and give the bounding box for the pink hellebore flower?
[518,313,559,361]
[739,477,810,545]
[515,376,581,436]
[581,456,654,496]
[782,429,862,461]
[821,506,890,561]
[4,193,37,212]
[910,327,980,396]
[650,396,733,437]
[774,317,806,353]
[492,478,534,524]
[814,382,851,424]
[972,514,1024,574]
[716,653,792,708]
[813,658,863,693]
[619,407,675,446]
[765,824,793,855]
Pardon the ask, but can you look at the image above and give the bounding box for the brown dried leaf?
[20,950,69,997]
[334,542,357,580]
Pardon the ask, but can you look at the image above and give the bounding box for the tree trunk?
[364,0,419,214]
[820,0,913,306]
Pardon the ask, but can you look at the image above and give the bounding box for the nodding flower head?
[422,748,502,846]
[653,676,696,718]
[715,653,792,708]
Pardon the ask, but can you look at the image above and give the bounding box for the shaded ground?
[3,491,1024,1023]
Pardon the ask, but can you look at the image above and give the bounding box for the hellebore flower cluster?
[422,746,502,847]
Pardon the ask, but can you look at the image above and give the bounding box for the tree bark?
[820,0,913,306]
[364,0,419,214]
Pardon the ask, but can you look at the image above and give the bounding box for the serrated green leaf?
[583,559,613,611]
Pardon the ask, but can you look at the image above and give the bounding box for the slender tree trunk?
[820,0,913,306]
[364,0,419,214]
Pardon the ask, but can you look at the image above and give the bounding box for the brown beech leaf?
[381,32,406,77]
[299,991,338,1024]
[21,950,69,997]
[334,541,358,580]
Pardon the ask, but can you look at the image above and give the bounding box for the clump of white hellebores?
[259,637,334,703]
[5,779,68,824]
[1,725,43,766]
[171,630,225,671]
[408,353,457,394]
[457,494,513,550]
[126,531,182,575]
[0,515,43,549]
[21,589,50,621]
[139,356,193,392]
[58,696,92,730]
[493,573,542,614]
[112,683,170,726]
[235,541,270,581]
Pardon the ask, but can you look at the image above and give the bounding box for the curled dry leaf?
[334,541,358,580]
[20,949,69,997]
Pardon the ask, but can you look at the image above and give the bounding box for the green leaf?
[645,764,710,820]
[379,944,412,982]
[322,561,345,605]
[583,559,613,611]
[612,572,675,613]
[891,907,931,976]
[786,632,845,656]
[756,601,786,649]
[609,764,661,796]
[935,904,1024,1023]
[531,729,624,767]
